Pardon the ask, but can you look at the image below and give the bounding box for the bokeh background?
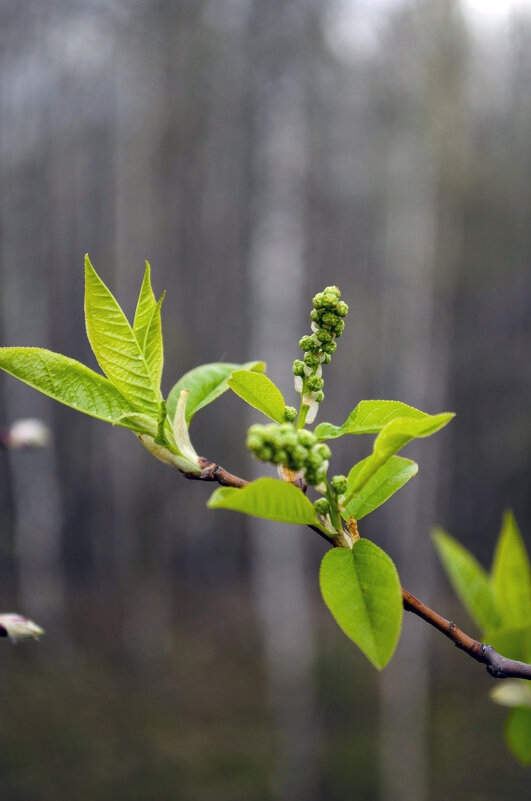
[0,1,530,799]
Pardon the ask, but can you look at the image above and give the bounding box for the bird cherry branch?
[186,457,531,681]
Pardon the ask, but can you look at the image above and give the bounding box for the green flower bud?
[315,390,324,402]
[272,449,288,465]
[304,351,320,367]
[306,376,324,392]
[321,353,331,365]
[314,443,331,460]
[322,341,337,355]
[315,328,333,343]
[312,292,326,309]
[314,498,330,516]
[321,312,338,328]
[333,319,345,337]
[335,301,348,318]
[293,359,305,376]
[298,430,316,448]
[291,444,308,466]
[331,475,348,494]
[246,434,263,451]
[310,308,321,323]
[299,335,314,352]
[323,285,341,298]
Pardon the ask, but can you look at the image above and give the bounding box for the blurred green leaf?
[207,478,318,525]
[167,361,265,425]
[84,256,161,415]
[505,707,531,766]
[228,370,286,423]
[314,400,431,441]
[319,540,403,670]
[483,625,531,663]
[0,347,139,429]
[432,528,501,632]
[492,511,531,628]
[343,456,418,521]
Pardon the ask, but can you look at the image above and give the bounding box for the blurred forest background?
[0,0,530,799]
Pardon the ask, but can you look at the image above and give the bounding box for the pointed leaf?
[133,262,157,348]
[346,412,454,497]
[492,512,531,628]
[142,293,165,390]
[320,540,403,670]
[84,256,161,416]
[167,361,265,425]
[315,400,431,441]
[432,528,501,632]
[343,456,418,521]
[505,707,531,766]
[207,478,318,525]
[227,370,286,423]
[0,347,139,429]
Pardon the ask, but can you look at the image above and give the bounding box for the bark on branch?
[186,458,531,681]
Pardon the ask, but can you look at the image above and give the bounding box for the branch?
[188,458,531,681]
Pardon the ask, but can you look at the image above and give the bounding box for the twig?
[402,589,531,680]
[188,458,531,681]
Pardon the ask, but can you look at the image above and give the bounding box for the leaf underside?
[207,478,318,526]
[227,369,286,423]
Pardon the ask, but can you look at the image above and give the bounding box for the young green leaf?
[345,412,454,498]
[314,400,431,441]
[167,361,265,425]
[84,256,162,415]
[505,707,531,766]
[133,261,157,348]
[142,293,165,390]
[207,478,318,526]
[432,528,501,632]
[227,370,286,423]
[492,511,531,628]
[113,412,159,437]
[0,347,140,429]
[342,456,418,521]
[319,540,403,670]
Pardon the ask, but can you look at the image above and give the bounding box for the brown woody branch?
[188,458,531,681]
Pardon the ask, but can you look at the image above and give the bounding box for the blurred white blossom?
[0,613,44,642]
[3,418,51,449]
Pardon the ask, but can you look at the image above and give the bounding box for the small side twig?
[189,458,531,680]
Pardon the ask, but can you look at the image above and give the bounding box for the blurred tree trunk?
[0,37,65,635]
[377,3,468,801]
[245,2,321,799]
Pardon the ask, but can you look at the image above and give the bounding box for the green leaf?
[133,262,157,349]
[432,528,501,632]
[483,625,531,663]
[207,478,318,525]
[314,400,431,441]
[492,511,531,628]
[343,456,418,521]
[167,361,265,425]
[345,412,454,498]
[0,347,140,429]
[505,707,531,765]
[84,256,161,416]
[319,540,403,670]
[227,370,286,423]
[142,293,165,390]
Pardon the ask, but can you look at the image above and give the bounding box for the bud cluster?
[246,423,331,487]
[293,286,348,424]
